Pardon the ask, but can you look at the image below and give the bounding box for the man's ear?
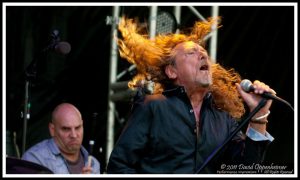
[165,65,177,79]
[49,122,55,137]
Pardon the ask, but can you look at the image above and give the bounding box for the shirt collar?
[162,85,213,108]
[48,138,88,158]
[48,138,61,155]
[162,85,186,97]
[163,85,211,99]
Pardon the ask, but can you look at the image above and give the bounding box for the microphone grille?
[55,41,71,55]
[240,79,252,92]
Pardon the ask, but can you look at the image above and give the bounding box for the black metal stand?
[21,29,63,155]
[196,98,268,174]
[21,80,30,155]
[21,58,38,155]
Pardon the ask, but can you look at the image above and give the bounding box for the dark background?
[5,5,295,173]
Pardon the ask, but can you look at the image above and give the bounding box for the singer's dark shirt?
[107,86,271,174]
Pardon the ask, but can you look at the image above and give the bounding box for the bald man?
[22,103,100,174]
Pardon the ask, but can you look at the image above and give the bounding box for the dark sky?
[5,4,296,173]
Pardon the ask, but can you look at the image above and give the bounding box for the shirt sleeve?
[246,127,274,142]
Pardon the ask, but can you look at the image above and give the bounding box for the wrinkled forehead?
[173,41,206,52]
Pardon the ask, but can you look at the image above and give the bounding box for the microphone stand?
[21,30,60,155]
[195,98,268,174]
[22,56,38,155]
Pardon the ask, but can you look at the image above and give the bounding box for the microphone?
[240,79,294,110]
[88,140,94,167]
[53,41,71,55]
[47,29,71,55]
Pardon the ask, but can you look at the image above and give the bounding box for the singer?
[107,17,275,174]
[22,103,101,174]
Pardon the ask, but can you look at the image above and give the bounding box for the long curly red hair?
[117,17,245,119]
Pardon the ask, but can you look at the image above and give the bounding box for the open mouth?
[200,65,209,71]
